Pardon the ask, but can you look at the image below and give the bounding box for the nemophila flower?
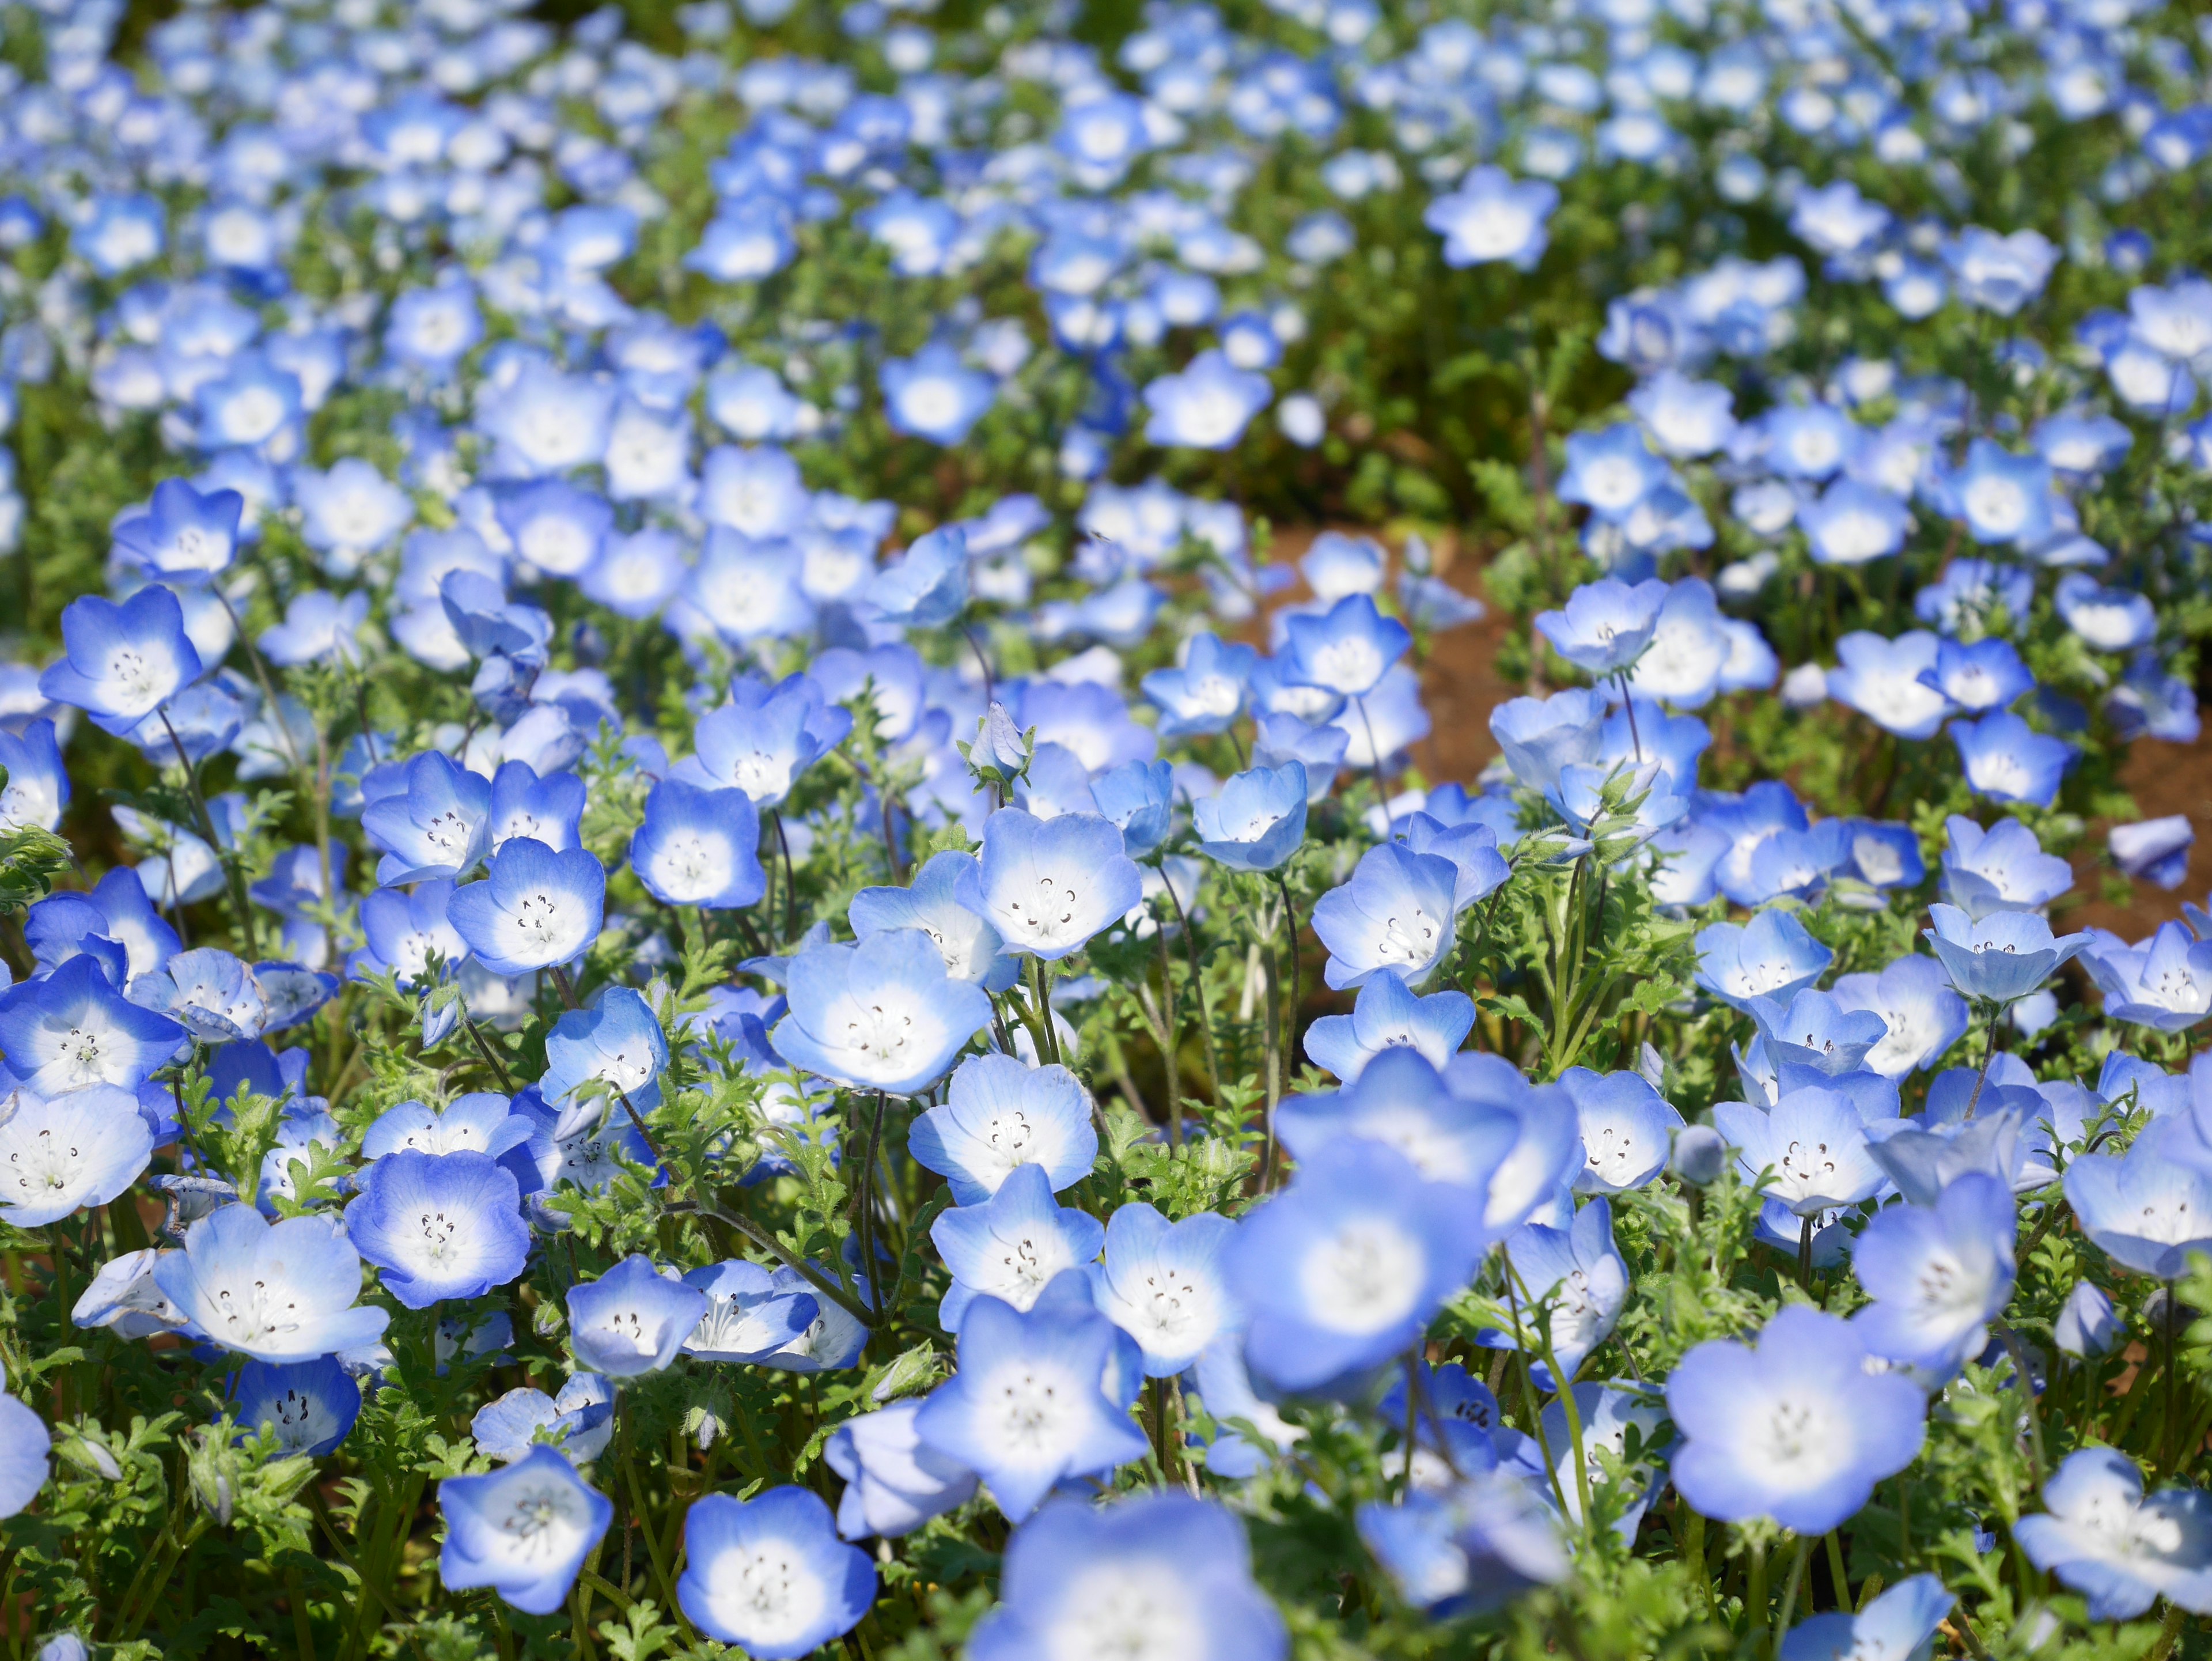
[1488,1198,1628,1383]
[0,1084,154,1228]
[1945,226,2058,315]
[1748,988,1889,1077]
[115,479,242,585]
[2056,1281,2121,1359]
[361,752,490,885]
[2084,922,2212,1031]
[39,586,203,737]
[909,1054,1097,1206]
[1629,371,1737,459]
[772,929,990,1095]
[1277,1049,1522,1198]
[437,1446,612,1616]
[2110,653,2202,743]
[969,1491,1286,1661]
[882,346,997,445]
[486,763,584,856]
[1357,1475,1569,1618]
[472,1376,615,1465]
[1142,350,1271,449]
[1851,1172,2018,1377]
[1694,910,1833,1009]
[969,808,1143,962]
[1562,1069,1684,1193]
[135,947,266,1043]
[1831,956,1969,1077]
[1941,815,2072,917]
[1947,441,2056,548]
[1302,968,1475,1082]
[1826,631,1950,739]
[674,675,851,808]
[1142,633,1259,740]
[1796,476,1912,569]
[1921,637,2035,716]
[1090,760,1176,855]
[1194,764,1308,871]
[1533,578,1669,678]
[1487,688,1607,793]
[1310,842,1459,992]
[679,1486,877,1658]
[543,987,669,1133]
[1713,1088,1887,1214]
[1668,1304,1925,1533]
[344,1151,529,1311]
[2016,1448,2212,1621]
[865,526,968,628]
[0,1394,49,1519]
[680,1261,820,1364]
[825,1400,980,1539]
[2056,573,2157,653]
[232,1358,361,1458]
[154,1204,388,1364]
[1425,166,1557,270]
[1088,1202,1238,1376]
[2063,1121,2212,1279]
[933,1162,1106,1331]
[351,880,468,989]
[2111,816,2195,890]
[0,718,70,835]
[849,852,1018,992]
[0,956,187,1095]
[361,1094,532,1163]
[914,1291,1149,1520]
[1282,594,1412,701]
[1925,904,2092,1005]
[1228,1140,1489,1393]
[566,1255,711,1378]
[448,839,606,978]
[1779,1573,1952,1661]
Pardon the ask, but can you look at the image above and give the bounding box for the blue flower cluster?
[5,0,2212,1652]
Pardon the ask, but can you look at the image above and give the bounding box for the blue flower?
[1357,1476,1568,1616]
[471,1375,615,1465]
[1278,1049,1531,1202]
[865,526,969,629]
[672,674,852,807]
[1666,1304,1925,1533]
[138,947,267,1043]
[1951,711,2072,808]
[2055,1281,2121,1358]
[1228,1140,1490,1393]
[1424,165,1557,269]
[1533,578,1669,678]
[1852,1172,2017,1376]
[154,1203,390,1364]
[1797,479,1911,565]
[1692,910,1833,1010]
[680,1260,820,1363]
[1089,760,1176,856]
[910,1054,1097,1206]
[2063,1120,2212,1279]
[1940,815,2073,918]
[2016,1448,2212,1621]
[1779,1573,1952,1661]
[114,479,243,585]
[1924,637,2035,714]
[1301,968,1475,1083]
[438,1446,612,1615]
[1747,987,1890,1076]
[0,1395,49,1519]
[1487,687,1607,792]
[0,718,71,835]
[566,1255,710,1377]
[1088,1201,1238,1376]
[1562,1069,1684,1193]
[882,348,997,445]
[1826,630,1952,740]
[487,762,585,854]
[1487,1198,1628,1383]
[361,752,491,885]
[1142,350,1272,449]
[1142,633,1259,740]
[679,1487,876,1656]
[2084,921,2212,1031]
[39,587,204,738]
[1282,594,1411,700]
[1830,956,1969,1077]
[542,987,670,1134]
[772,929,990,1095]
[0,1085,154,1228]
[350,879,469,987]
[1194,764,1308,872]
[258,591,369,668]
[345,1150,530,1310]
[914,1293,1149,1520]
[0,956,187,1094]
[1559,426,1673,520]
[849,851,1018,992]
[2111,815,2195,890]
[231,1358,361,1458]
[933,1161,1105,1331]
[447,838,607,977]
[1925,903,2091,1005]
[1714,1088,1888,1214]
[1310,842,1459,991]
[971,808,1143,962]
[361,1094,533,1163]
[969,1492,1286,1661]
[824,1401,979,1539]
